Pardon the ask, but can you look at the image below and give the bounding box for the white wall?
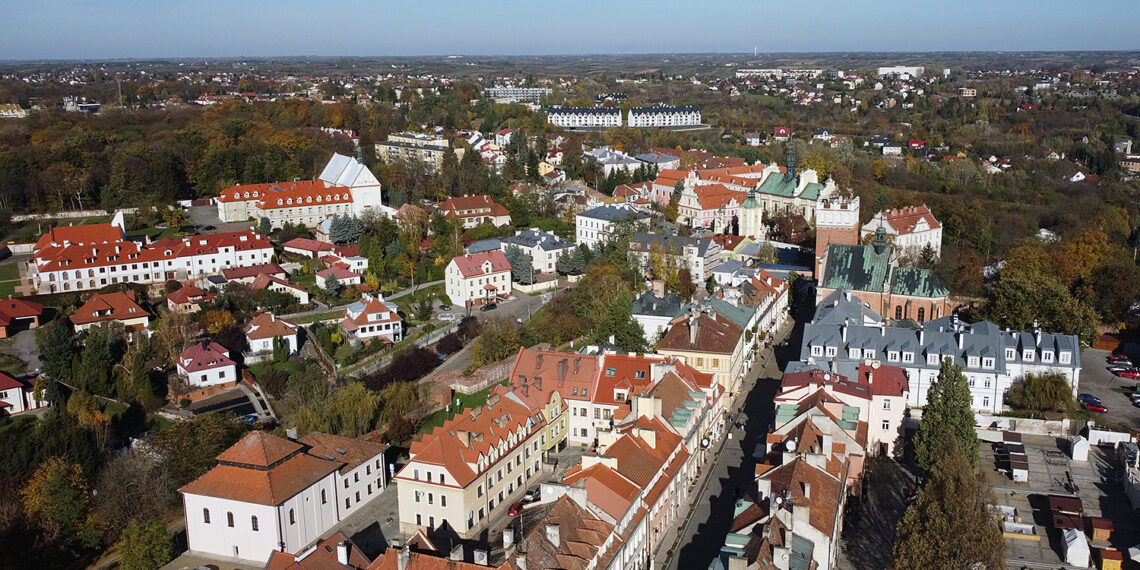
[183,494,280,563]
[335,453,387,519]
[179,364,237,388]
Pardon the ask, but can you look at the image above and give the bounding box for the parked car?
[508,503,522,516]
[481,303,498,312]
[1078,394,1102,405]
[1116,369,1140,379]
[523,488,538,502]
[439,305,451,311]
[1108,354,1132,364]
[1085,403,1108,413]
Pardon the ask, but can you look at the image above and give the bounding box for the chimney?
[503,527,515,550]
[397,547,410,570]
[821,434,833,457]
[793,503,811,529]
[536,353,543,368]
[652,279,665,298]
[337,542,350,566]
[918,329,925,346]
[689,315,699,345]
[573,357,580,375]
[558,359,568,385]
[515,554,527,570]
[957,332,964,350]
[545,523,560,547]
[450,543,463,561]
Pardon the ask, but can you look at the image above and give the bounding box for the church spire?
[784,140,797,182]
[354,144,364,165]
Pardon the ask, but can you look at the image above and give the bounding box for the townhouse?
[545,106,621,129]
[799,288,1081,413]
[33,228,274,294]
[656,308,747,396]
[244,313,300,355]
[177,341,238,388]
[677,183,746,233]
[181,431,387,565]
[632,284,689,345]
[860,204,943,260]
[217,153,388,228]
[71,291,150,333]
[627,104,701,128]
[445,251,512,308]
[500,228,576,274]
[629,232,722,284]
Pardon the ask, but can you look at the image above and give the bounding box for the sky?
[1,1,1136,60]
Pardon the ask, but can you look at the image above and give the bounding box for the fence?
[11,207,138,222]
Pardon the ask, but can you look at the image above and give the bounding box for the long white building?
[216,153,389,228]
[484,86,551,103]
[627,105,701,128]
[31,223,274,294]
[545,107,622,129]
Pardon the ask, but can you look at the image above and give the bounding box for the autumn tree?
[471,317,521,367]
[200,309,237,336]
[93,447,175,544]
[153,310,195,366]
[892,437,1005,569]
[117,519,173,570]
[152,413,246,490]
[591,291,647,353]
[914,359,979,472]
[22,456,97,546]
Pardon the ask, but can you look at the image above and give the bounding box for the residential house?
[744,133,763,146]
[0,372,47,416]
[245,313,300,355]
[217,154,389,228]
[297,432,388,520]
[629,233,722,285]
[316,264,362,290]
[177,340,238,388]
[341,294,403,344]
[575,204,650,250]
[283,238,336,259]
[445,251,512,308]
[0,297,42,339]
[166,285,216,315]
[632,283,688,345]
[635,151,681,171]
[508,494,617,570]
[585,147,644,176]
[221,263,286,284]
[251,273,310,305]
[656,308,747,396]
[438,195,512,229]
[71,291,150,332]
[500,228,576,275]
[677,184,746,233]
[265,532,371,569]
[181,431,386,565]
[773,127,791,142]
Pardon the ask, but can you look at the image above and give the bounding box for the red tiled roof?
[218,431,303,467]
[693,184,746,210]
[70,292,149,325]
[181,432,341,506]
[317,264,360,280]
[658,311,743,355]
[34,223,123,251]
[757,457,844,536]
[250,273,304,293]
[244,313,298,341]
[283,238,336,253]
[165,284,214,306]
[369,549,512,570]
[217,179,354,211]
[877,204,941,234]
[449,251,511,278]
[0,297,42,326]
[298,432,388,475]
[438,195,510,219]
[266,532,372,569]
[35,230,272,274]
[858,363,909,397]
[562,463,640,521]
[178,340,234,373]
[0,372,23,391]
[222,263,285,281]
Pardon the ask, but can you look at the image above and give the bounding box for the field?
[0,262,21,298]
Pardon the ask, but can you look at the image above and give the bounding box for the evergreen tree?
[272,336,288,364]
[39,320,76,382]
[914,359,980,471]
[324,274,343,297]
[258,217,271,236]
[591,291,647,353]
[506,246,535,285]
[555,251,572,275]
[892,437,1006,569]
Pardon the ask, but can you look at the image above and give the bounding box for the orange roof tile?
[70,291,149,326]
[298,432,388,475]
[245,312,299,340]
[266,532,372,569]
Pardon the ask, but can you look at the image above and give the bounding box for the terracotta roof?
[607,416,683,487]
[514,495,615,570]
[298,432,388,475]
[858,362,909,397]
[245,312,299,340]
[251,272,304,292]
[317,264,361,280]
[70,292,149,325]
[0,297,42,326]
[593,353,661,407]
[0,372,23,391]
[178,340,234,373]
[438,195,510,219]
[218,179,355,211]
[449,251,511,279]
[877,204,941,234]
[369,549,511,570]
[218,431,303,467]
[757,457,844,536]
[181,453,339,506]
[165,284,214,306]
[34,223,123,251]
[693,183,746,210]
[657,311,743,355]
[510,348,600,406]
[222,263,285,281]
[284,238,337,253]
[562,463,640,520]
[266,532,372,570]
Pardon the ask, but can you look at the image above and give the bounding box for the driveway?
[1076,348,1140,431]
[0,328,40,374]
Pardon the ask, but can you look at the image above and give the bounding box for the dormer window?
[317,195,322,203]
[887,351,899,362]
[1042,351,1054,363]
[968,356,979,368]
[634,370,646,379]
[849,348,861,359]
[605,368,616,377]
[287,198,293,205]
[825,346,837,357]
[327,195,332,201]
[277,199,283,206]
[1005,348,1016,360]
[811,345,823,357]
[1059,352,1071,364]
[927,353,938,365]
[1023,349,1034,362]
[864,349,876,360]
[982,357,995,369]
[903,352,914,363]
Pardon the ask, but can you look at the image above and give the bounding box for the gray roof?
[632,291,688,318]
[703,298,753,330]
[502,228,575,251]
[467,238,501,254]
[635,152,680,164]
[630,232,718,257]
[812,288,884,326]
[579,204,650,223]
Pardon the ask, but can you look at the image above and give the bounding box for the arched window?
[203,508,210,523]
[227,512,234,527]
[894,306,902,320]
[251,515,259,531]
[917,307,926,323]
[289,509,296,525]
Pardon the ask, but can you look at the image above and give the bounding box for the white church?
[216,153,394,228]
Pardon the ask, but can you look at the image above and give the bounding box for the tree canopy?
[914,359,980,472]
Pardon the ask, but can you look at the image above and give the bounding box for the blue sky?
[2,1,1136,60]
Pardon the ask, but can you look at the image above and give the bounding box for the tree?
[512,249,535,285]
[258,217,272,235]
[324,273,343,297]
[413,299,434,321]
[154,310,194,366]
[1007,372,1077,414]
[272,336,289,364]
[914,359,979,472]
[892,437,1005,569]
[152,413,245,489]
[471,317,521,367]
[38,320,75,382]
[93,448,175,544]
[591,291,647,353]
[329,215,364,245]
[22,456,95,545]
[200,309,237,336]
[117,520,173,570]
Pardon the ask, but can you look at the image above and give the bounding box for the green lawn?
[0,263,19,281]
[291,308,345,325]
[126,226,183,240]
[418,380,506,432]
[395,284,445,317]
[0,281,19,298]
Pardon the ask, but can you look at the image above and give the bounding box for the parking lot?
[1078,348,1140,432]
[983,433,1139,568]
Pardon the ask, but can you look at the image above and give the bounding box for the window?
[440,474,445,484]
[251,516,259,531]
[883,399,891,410]
[696,357,704,367]
[888,351,899,362]
[344,479,350,489]
[917,308,925,323]
[849,348,861,359]
[1042,351,1054,363]
[634,370,646,379]
[477,485,483,498]
[227,512,234,527]
[356,492,361,502]
[811,345,823,357]
[605,367,616,376]
[203,508,210,524]
[426,472,432,483]
[368,484,372,495]
[321,489,327,504]
[355,473,360,483]
[927,353,938,365]
[1060,352,1071,364]
[441,495,447,507]
[968,378,976,387]
[968,356,979,368]
[416,514,422,525]
[346,498,351,509]
[428,493,434,505]
[984,379,991,388]
[1005,348,1016,360]
[413,469,419,480]
[429,516,435,529]
[415,491,422,503]
[1023,350,1034,361]
[895,306,903,320]
[983,396,991,408]
[864,350,875,360]
[289,509,296,525]
[882,420,890,430]
[983,357,994,369]
[826,346,837,357]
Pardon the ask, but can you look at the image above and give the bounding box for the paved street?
[1074,347,1140,431]
[430,292,548,377]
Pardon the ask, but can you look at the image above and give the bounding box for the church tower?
[813,193,861,276]
[739,188,766,240]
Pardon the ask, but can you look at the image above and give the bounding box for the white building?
[244,313,300,355]
[861,204,943,260]
[584,147,644,176]
[445,251,512,308]
[180,431,386,565]
[177,341,238,388]
[437,195,512,229]
[296,432,388,520]
[877,66,924,78]
[216,153,390,228]
[500,228,576,274]
[32,226,275,294]
[546,107,621,129]
[575,203,650,250]
[0,373,46,416]
[626,105,701,128]
[484,86,551,103]
[341,294,404,344]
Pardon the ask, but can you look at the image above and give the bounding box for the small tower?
[354,144,364,165]
[784,140,797,182]
[873,225,888,255]
[813,193,861,277]
[739,188,766,240]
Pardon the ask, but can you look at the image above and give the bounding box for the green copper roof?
[754,175,824,201]
[821,243,892,293]
[842,405,860,421]
[775,404,798,422]
[890,266,951,298]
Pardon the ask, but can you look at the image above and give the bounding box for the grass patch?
[247,359,304,380]
[0,281,19,298]
[0,353,26,375]
[418,381,505,432]
[126,226,183,240]
[0,263,19,282]
[291,309,344,325]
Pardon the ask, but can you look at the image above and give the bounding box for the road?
[1074,347,1140,431]
[657,314,797,570]
[429,292,549,377]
